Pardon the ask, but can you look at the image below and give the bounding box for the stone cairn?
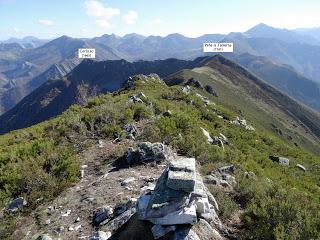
[137,157,222,239]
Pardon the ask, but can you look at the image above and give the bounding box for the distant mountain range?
[0,36,49,48]
[1,23,320,118]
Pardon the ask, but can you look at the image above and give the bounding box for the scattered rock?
[269,156,290,165]
[217,165,235,174]
[244,171,255,178]
[98,140,105,148]
[123,123,138,139]
[200,127,214,144]
[121,177,136,186]
[163,110,172,117]
[61,209,72,217]
[206,165,237,188]
[7,197,27,212]
[93,206,114,225]
[36,234,52,240]
[75,217,81,223]
[296,164,306,171]
[231,117,255,131]
[200,128,227,149]
[45,219,51,225]
[182,85,191,94]
[68,226,74,231]
[89,231,111,240]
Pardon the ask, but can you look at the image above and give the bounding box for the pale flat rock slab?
[167,170,196,192]
[169,158,196,172]
[149,205,197,225]
[151,224,176,239]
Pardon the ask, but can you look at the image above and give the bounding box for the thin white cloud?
[95,19,110,28]
[123,10,138,25]
[151,18,163,25]
[38,19,54,26]
[13,27,20,33]
[84,0,120,28]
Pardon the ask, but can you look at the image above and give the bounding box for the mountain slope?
[165,55,320,154]
[224,53,320,111]
[0,36,125,114]
[0,58,207,133]
[222,34,320,83]
[0,74,319,239]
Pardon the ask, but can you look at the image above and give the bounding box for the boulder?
[269,156,290,165]
[7,197,27,212]
[296,164,306,171]
[101,207,136,233]
[138,142,167,162]
[89,231,111,240]
[193,219,223,240]
[151,224,176,239]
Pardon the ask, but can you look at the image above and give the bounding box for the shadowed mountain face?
[0,57,208,134]
[0,36,125,114]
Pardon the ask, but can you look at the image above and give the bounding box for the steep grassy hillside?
[224,53,320,112]
[0,75,319,239]
[165,55,320,155]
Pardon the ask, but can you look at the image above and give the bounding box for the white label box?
[203,42,233,52]
[78,48,96,59]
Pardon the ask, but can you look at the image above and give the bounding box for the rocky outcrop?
[205,165,237,188]
[7,197,27,213]
[125,142,169,165]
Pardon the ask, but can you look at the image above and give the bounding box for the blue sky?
[0,0,319,40]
